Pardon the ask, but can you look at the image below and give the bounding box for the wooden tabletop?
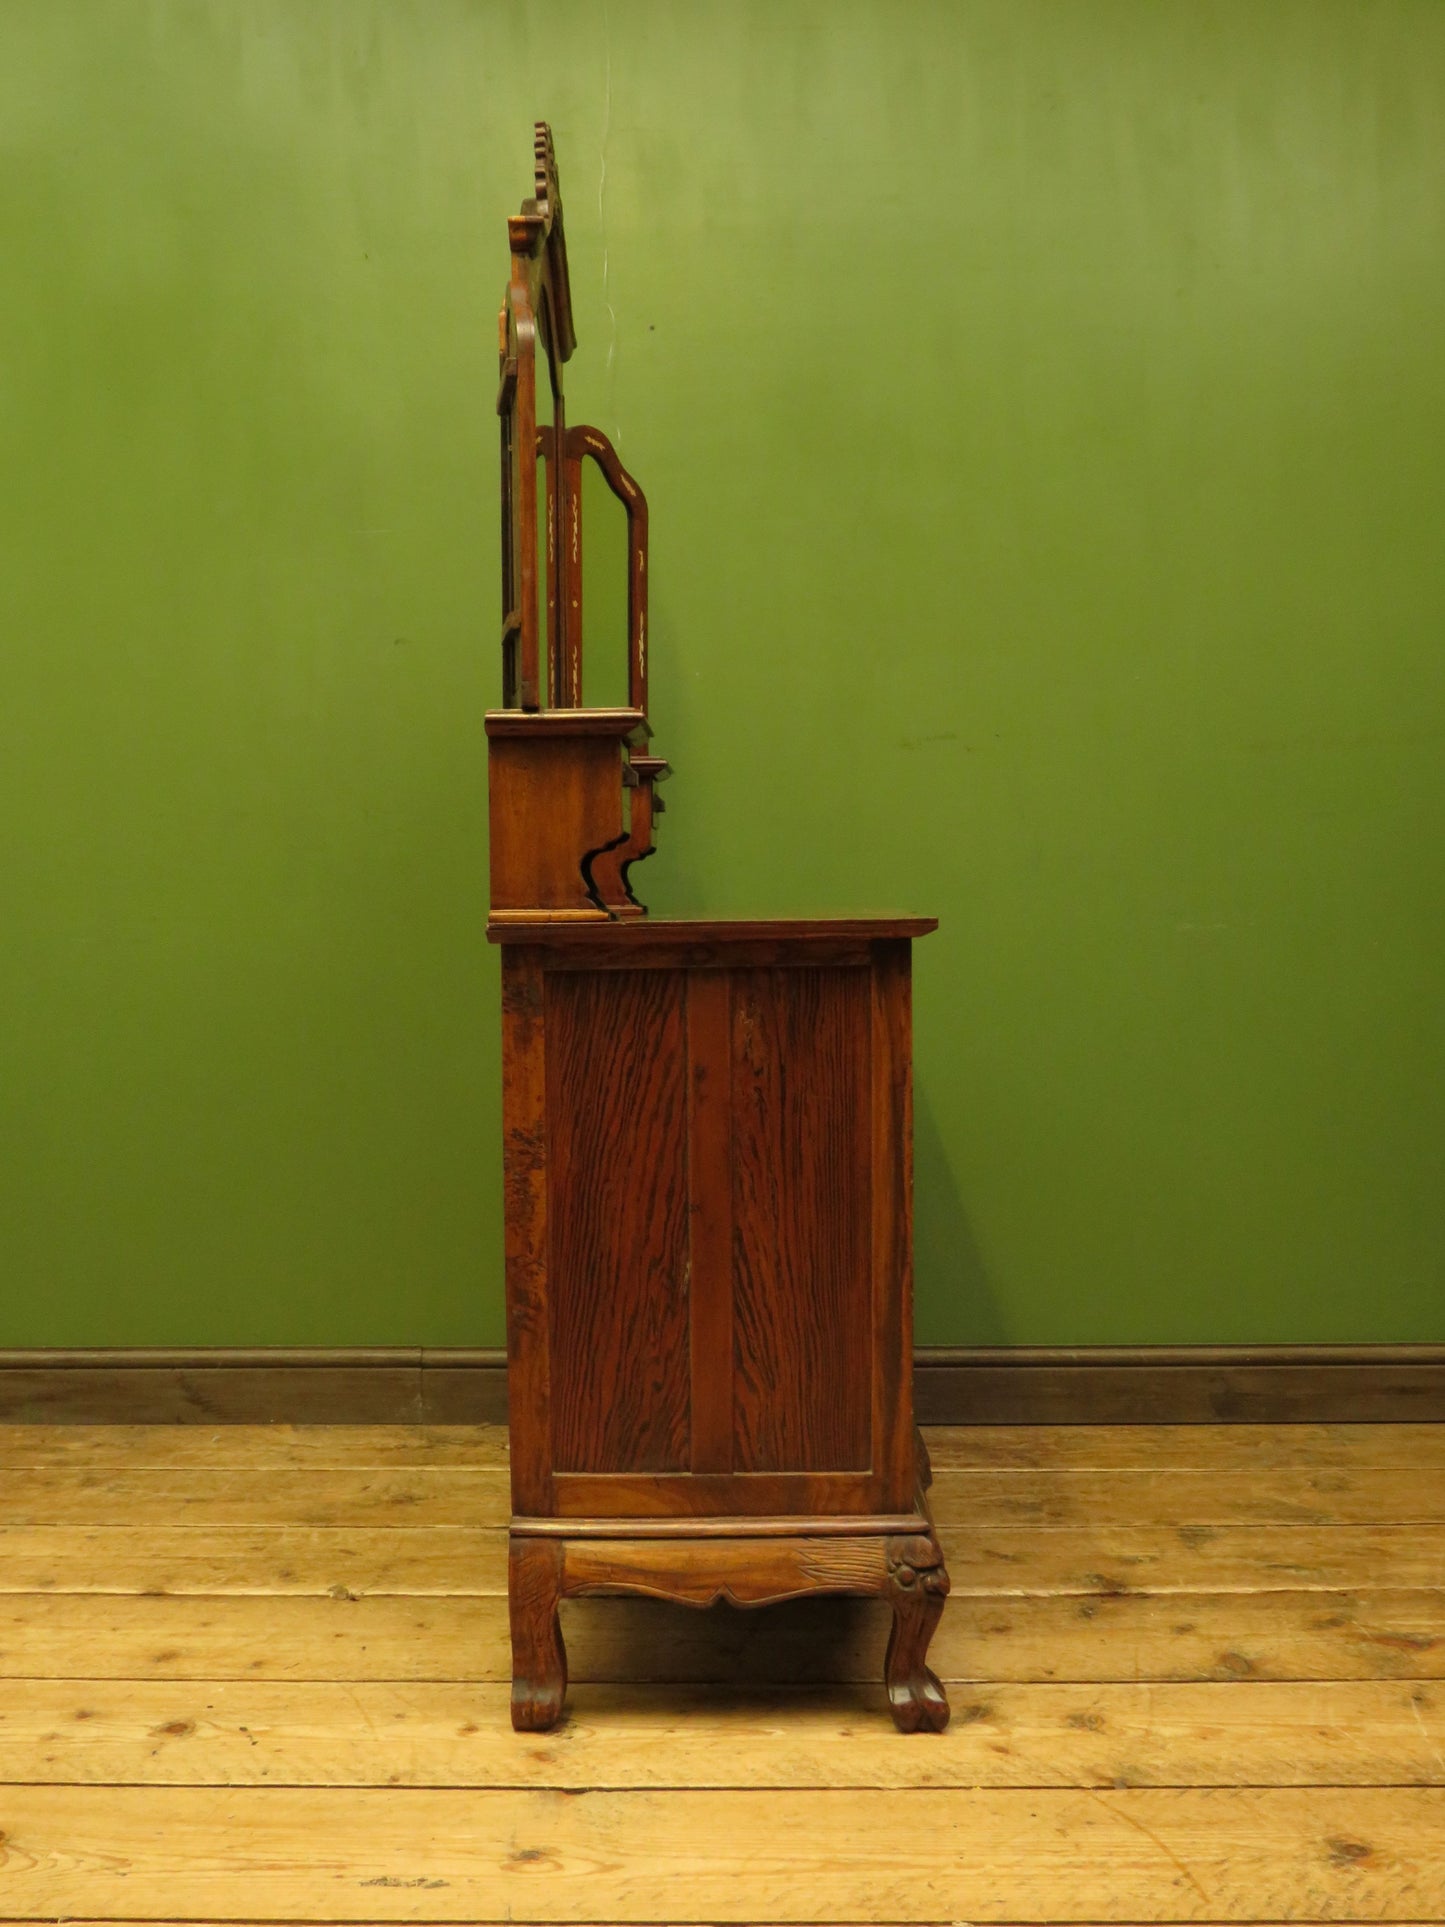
[487,915,939,946]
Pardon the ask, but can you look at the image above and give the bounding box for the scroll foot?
[884,1532,950,1732]
[510,1536,567,1731]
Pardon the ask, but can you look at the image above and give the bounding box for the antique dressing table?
[491,126,949,1733]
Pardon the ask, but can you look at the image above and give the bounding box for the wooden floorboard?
[6,1418,1445,1471]
[3,1678,1443,1787]
[7,1461,1445,1525]
[3,1784,1443,1920]
[0,1422,1441,1925]
[2,1584,1445,1684]
[0,1422,511,1468]
[4,1517,1441,1596]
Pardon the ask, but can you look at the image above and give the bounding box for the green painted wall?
[2,2,1442,1348]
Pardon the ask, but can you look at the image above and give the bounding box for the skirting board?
[0,1345,1442,1425]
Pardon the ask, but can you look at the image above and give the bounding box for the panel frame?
[502,931,923,1525]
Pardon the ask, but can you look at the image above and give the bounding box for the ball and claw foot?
[884,1533,951,1732]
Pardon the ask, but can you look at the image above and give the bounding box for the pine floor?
[0,1422,1442,1922]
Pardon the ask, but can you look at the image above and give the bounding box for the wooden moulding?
[2,1344,1443,1425]
[0,1349,510,1426]
[484,707,649,742]
[487,915,939,945]
[486,915,940,973]
[912,1344,1445,1425]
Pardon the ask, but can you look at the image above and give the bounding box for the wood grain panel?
[2,1784,1441,1921]
[487,732,625,916]
[731,967,872,1474]
[546,969,690,1474]
[500,951,551,1514]
[548,1471,881,1518]
[685,972,734,1474]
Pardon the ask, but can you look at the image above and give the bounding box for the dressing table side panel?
[544,967,691,1473]
[730,964,873,1473]
[501,927,926,1524]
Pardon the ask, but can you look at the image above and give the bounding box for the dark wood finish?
[511,1509,930,1538]
[556,427,583,706]
[485,709,648,922]
[0,1350,508,1425]
[498,122,573,713]
[484,706,650,739]
[549,1469,883,1519]
[545,970,691,1473]
[501,938,925,1521]
[498,949,551,1514]
[497,923,945,1728]
[508,1491,950,1735]
[493,124,668,920]
[731,967,872,1474]
[884,1526,951,1733]
[564,423,651,712]
[685,971,735,1475]
[508,1534,566,1731]
[488,130,944,1736]
[489,915,939,948]
[914,1344,1445,1425]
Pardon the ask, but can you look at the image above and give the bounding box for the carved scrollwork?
[886,1534,950,1605]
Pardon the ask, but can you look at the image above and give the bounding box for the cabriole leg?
[509,1535,567,1731]
[883,1531,950,1732]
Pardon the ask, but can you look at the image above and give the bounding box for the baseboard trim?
[912,1344,1445,1424]
[0,1348,508,1425]
[1,1343,1442,1425]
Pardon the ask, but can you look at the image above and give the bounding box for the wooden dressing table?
[491,126,949,1733]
